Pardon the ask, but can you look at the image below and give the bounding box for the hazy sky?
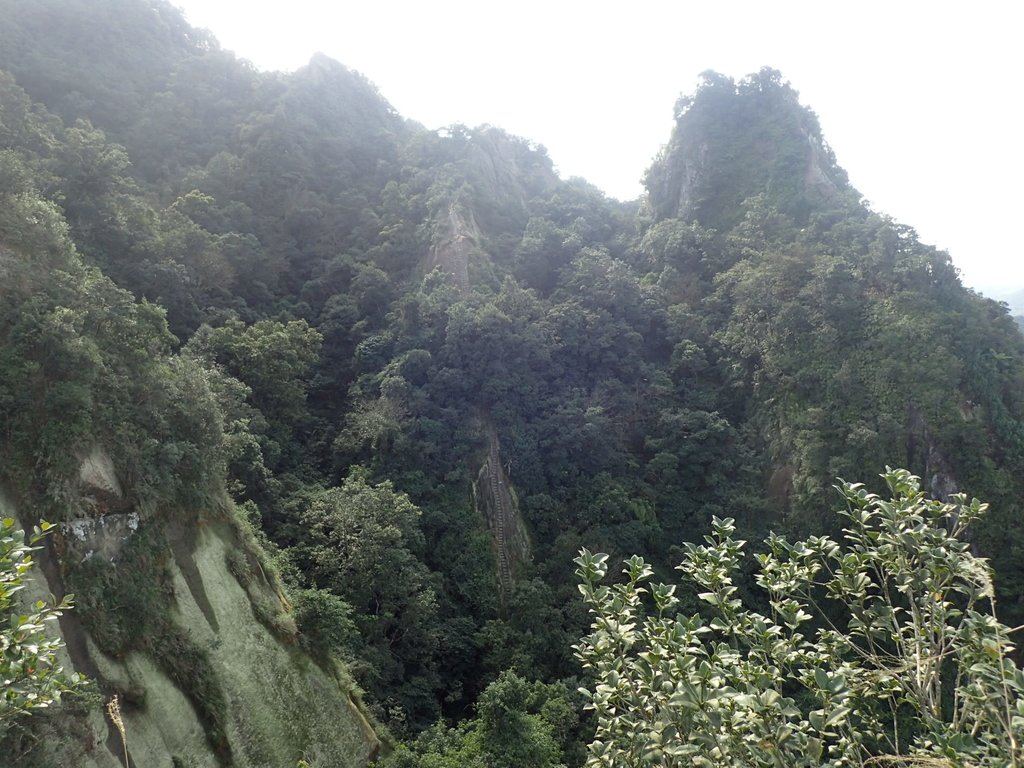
[171,1,1022,296]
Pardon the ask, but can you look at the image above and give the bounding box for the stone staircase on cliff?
[486,436,514,599]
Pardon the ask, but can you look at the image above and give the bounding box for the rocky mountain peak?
[645,67,850,228]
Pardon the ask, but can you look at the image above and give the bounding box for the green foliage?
[287,472,444,725]
[475,671,565,768]
[576,469,1024,766]
[380,672,575,768]
[0,88,232,513]
[292,588,359,659]
[6,5,1024,762]
[0,519,81,731]
[186,317,322,474]
[189,318,322,424]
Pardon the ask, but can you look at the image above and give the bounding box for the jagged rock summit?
[645,68,850,228]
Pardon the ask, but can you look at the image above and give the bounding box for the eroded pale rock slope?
[3,459,378,768]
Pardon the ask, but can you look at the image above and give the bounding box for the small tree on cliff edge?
[575,468,1024,767]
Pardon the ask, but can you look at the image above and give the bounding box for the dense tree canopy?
[2,3,1024,764]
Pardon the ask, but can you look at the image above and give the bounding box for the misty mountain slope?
[3,2,1024,765]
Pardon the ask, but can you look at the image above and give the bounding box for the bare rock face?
[802,132,841,201]
[473,425,531,611]
[767,463,796,517]
[907,402,959,502]
[464,127,559,206]
[429,201,480,290]
[59,448,136,561]
[424,124,559,290]
[62,510,140,563]
[4,458,379,768]
[78,447,122,498]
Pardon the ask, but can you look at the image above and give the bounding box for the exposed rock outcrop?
[473,426,531,611]
[907,402,959,502]
[3,452,379,768]
[429,201,479,290]
[646,69,848,227]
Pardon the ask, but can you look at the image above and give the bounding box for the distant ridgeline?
[2,1,1024,766]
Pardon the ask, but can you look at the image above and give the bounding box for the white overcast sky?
[171,1,1022,297]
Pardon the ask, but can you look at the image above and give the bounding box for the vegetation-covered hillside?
[2,1,1023,766]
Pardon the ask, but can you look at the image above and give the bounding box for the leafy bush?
[1,518,81,731]
[292,588,358,659]
[575,469,1024,766]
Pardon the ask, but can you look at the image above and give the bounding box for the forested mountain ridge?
[2,1,1024,766]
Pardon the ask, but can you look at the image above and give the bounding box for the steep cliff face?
[462,127,560,215]
[3,454,379,768]
[422,129,558,599]
[906,403,960,502]
[645,68,849,228]
[473,426,531,611]
[429,201,479,291]
[425,125,560,291]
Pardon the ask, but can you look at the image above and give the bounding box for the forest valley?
[3,2,1024,767]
